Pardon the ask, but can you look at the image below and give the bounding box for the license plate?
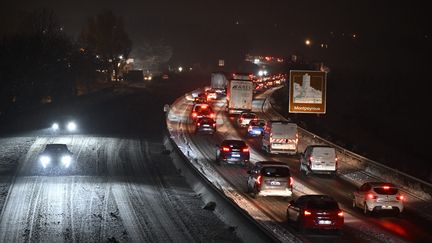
[270,181,280,186]
[231,154,240,157]
[318,220,331,225]
[203,124,210,127]
[382,205,393,209]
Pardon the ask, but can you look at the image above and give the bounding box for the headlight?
[40,155,51,168]
[67,121,77,131]
[52,123,59,131]
[61,155,72,167]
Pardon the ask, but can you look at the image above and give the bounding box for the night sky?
[2,0,430,65]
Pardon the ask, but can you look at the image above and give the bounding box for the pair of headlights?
[40,155,72,168]
[51,121,77,132]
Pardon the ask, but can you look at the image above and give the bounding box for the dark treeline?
[0,9,131,117]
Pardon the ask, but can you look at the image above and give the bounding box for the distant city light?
[305,39,311,46]
[178,66,183,72]
[254,58,260,64]
[118,55,124,60]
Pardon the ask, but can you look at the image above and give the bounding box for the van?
[300,145,338,175]
[262,121,298,154]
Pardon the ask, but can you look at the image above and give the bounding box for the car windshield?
[262,167,290,177]
[373,187,399,195]
[45,144,68,152]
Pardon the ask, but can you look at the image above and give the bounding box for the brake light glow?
[256,175,262,185]
[367,193,377,199]
[242,147,249,153]
[210,113,215,118]
[304,210,312,216]
[213,123,216,127]
[383,186,390,190]
[197,122,201,126]
[309,156,314,162]
[201,104,208,109]
[396,195,404,201]
[222,147,230,152]
[192,112,197,117]
[338,211,344,217]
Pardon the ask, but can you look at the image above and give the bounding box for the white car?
[300,145,337,175]
[353,182,404,216]
[237,112,258,127]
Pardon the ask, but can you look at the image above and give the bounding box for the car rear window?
[307,199,339,210]
[242,114,257,119]
[262,167,290,177]
[373,187,399,195]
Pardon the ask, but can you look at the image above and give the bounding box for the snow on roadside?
[0,137,36,214]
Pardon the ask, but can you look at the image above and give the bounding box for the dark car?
[216,139,249,166]
[247,161,293,198]
[39,144,73,169]
[286,195,344,232]
[195,117,216,134]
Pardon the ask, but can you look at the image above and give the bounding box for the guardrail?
[264,87,432,201]
[164,93,282,243]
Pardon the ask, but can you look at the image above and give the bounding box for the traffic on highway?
[166,72,432,242]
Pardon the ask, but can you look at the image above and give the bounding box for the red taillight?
[303,210,312,216]
[212,123,216,127]
[338,211,344,217]
[309,156,313,161]
[210,113,215,118]
[248,125,252,130]
[192,112,197,117]
[367,193,377,199]
[197,122,201,126]
[242,147,249,153]
[201,105,208,109]
[335,156,338,162]
[396,195,404,201]
[383,186,390,190]
[256,175,262,185]
[222,147,230,152]
[289,177,293,187]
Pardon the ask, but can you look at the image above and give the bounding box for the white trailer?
[226,79,253,114]
[262,121,298,154]
[211,72,227,93]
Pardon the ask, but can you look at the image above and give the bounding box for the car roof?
[254,161,289,168]
[367,182,397,188]
[308,145,334,149]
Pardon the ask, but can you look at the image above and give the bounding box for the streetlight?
[305,39,311,46]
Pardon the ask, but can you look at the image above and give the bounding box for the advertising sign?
[289,70,326,114]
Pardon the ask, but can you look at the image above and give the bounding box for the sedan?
[287,195,344,232]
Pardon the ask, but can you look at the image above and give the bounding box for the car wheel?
[297,218,305,233]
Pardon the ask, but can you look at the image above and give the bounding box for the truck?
[262,121,298,154]
[226,73,253,114]
[211,72,228,94]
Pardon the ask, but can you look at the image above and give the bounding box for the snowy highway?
[0,82,241,242]
[167,87,432,242]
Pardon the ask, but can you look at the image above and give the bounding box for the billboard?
[289,70,326,114]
